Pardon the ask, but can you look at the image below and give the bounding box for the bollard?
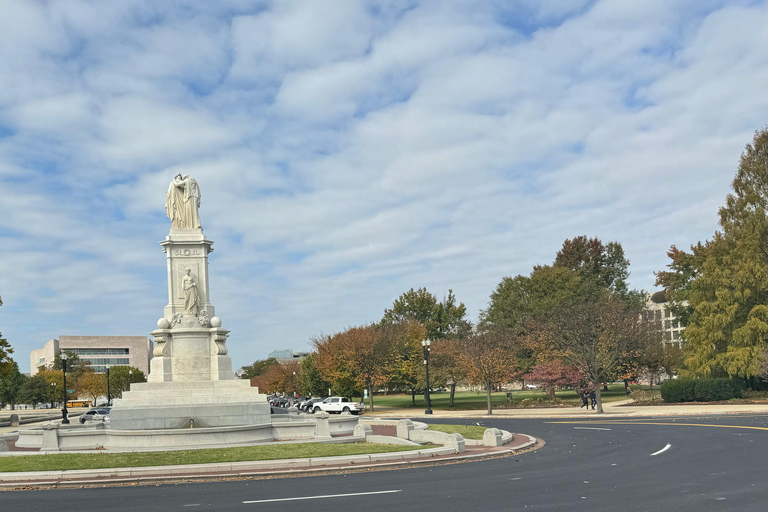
[9,414,19,427]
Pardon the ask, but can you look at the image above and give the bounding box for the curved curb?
[0,435,541,489]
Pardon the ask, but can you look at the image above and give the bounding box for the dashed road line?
[243,490,401,504]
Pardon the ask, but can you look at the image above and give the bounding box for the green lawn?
[370,383,648,410]
[426,423,487,440]
[0,443,421,473]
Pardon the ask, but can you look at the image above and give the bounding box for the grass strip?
[0,443,421,473]
[426,424,486,440]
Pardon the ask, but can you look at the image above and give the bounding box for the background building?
[30,335,153,376]
[267,349,310,364]
[644,291,687,348]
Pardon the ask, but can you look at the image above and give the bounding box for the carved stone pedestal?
[109,224,270,431]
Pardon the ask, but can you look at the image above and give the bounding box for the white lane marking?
[709,472,726,476]
[510,478,523,480]
[650,443,671,456]
[243,490,401,504]
[183,505,201,507]
[574,427,611,431]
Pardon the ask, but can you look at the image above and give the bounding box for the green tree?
[298,353,330,397]
[0,361,24,410]
[0,295,14,377]
[51,351,93,381]
[656,128,768,380]
[554,236,630,294]
[382,288,470,340]
[240,358,280,380]
[17,375,49,408]
[107,366,146,399]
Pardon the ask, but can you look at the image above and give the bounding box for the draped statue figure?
[182,268,199,315]
[166,174,202,229]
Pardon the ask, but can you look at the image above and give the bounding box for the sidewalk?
[365,399,768,419]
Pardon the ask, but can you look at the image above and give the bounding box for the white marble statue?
[166,173,201,229]
[182,268,199,315]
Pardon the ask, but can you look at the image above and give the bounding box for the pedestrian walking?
[589,389,597,409]
[580,389,589,409]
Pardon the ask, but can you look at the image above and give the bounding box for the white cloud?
[0,0,765,372]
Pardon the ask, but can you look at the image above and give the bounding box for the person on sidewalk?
[589,389,597,410]
[580,389,589,409]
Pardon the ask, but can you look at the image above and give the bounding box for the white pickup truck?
[312,396,364,415]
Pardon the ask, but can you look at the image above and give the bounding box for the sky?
[0,0,765,373]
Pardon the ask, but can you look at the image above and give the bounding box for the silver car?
[79,408,110,424]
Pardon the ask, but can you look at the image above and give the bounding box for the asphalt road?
[3,414,766,512]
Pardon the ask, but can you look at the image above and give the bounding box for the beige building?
[30,335,153,376]
[643,291,687,348]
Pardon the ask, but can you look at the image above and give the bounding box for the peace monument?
[108,174,270,430]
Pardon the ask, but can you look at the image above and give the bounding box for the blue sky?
[0,0,765,372]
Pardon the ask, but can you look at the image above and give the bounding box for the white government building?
[29,335,153,376]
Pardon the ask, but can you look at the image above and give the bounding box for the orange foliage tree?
[314,324,401,412]
[455,327,523,415]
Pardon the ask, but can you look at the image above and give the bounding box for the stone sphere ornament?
[210,317,222,327]
[157,318,171,329]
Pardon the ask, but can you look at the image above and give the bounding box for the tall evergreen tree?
[656,128,768,379]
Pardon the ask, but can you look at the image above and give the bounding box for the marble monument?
[109,174,270,430]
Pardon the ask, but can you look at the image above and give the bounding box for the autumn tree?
[524,361,582,400]
[77,372,106,405]
[314,324,397,412]
[544,297,648,413]
[455,327,522,415]
[656,128,768,380]
[429,338,467,407]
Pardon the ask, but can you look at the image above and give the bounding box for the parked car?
[525,384,539,389]
[312,397,363,415]
[79,408,111,424]
[302,397,327,412]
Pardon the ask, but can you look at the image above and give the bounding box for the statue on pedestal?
[182,268,199,315]
[166,173,201,229]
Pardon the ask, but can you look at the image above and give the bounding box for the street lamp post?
[106,367,111,406]
[50,382,56,409]
[60,353,70,424]
[422,339,433,415]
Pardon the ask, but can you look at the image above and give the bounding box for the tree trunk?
[411,388,416,406]
[595,385,604,414]
[603,383,608,392]
[368,383,374,412]
[449,384,456,407]
[548,386,556,400]
[486,380,493,415]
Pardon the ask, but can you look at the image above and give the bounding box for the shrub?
[741,389,768,400]
[661,379,695,403]
[662,378,747,403]
[694,379,735,402]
